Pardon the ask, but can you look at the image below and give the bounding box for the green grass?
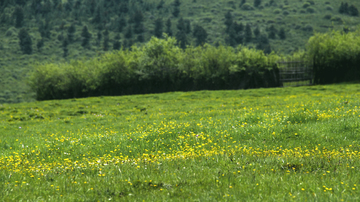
[1,83,360,201]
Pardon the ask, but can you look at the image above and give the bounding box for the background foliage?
[0,0,360,102]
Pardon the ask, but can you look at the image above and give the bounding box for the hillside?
[0,0,360,103]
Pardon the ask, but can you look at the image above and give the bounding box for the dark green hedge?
[29,36,281,100]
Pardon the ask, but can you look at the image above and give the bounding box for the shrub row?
[307,28,360,84]
[29,36,282,100]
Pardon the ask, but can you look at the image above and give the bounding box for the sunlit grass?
[0,83,360,201]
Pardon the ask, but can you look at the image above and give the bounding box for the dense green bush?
[29,36,281,100]
[307,28,360,84]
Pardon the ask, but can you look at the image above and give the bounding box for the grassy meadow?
[1,83,360,201]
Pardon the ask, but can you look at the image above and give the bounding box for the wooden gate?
[278,60,313,87]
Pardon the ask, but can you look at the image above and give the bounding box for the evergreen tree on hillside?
[349,5,359,16]
[38,19,52,39]
[184,19,191,34]
[244,23,252,42]
[172,0,181,17]
[125,25,133,39]
[224,11,233,33]
[254,0,262,8]
[62,39,69,58]
[103,29,110,51]
[193,24,208,46]
[176,30,187,49]
[157,0,164,9]
[117,16,127,32]
[113,34,121,50]
[254,26,260,38]
[67,23,76,43]
[165,18,173,36]
[81,25,91,48]
[36,38,44,52]
[256,34,271,54]
[268,25,277,39]
[177,18,186,32]
[13,6,24,28]
[278,27,286,40]
[18,28,32,54]
[154,18,163,38]
[339,2,349,14]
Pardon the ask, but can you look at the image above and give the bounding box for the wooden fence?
[278,60,313,87]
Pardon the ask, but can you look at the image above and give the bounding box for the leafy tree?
[67,23,76,43]
[18,28,32,54]
[254,0,261,8]
[81,25,92,48]
[165,18,173,36]
[278,27,286,40]
[13,6,24,28]
[154,18,163,38]
[244,23,252,42]
[193,24,207,46]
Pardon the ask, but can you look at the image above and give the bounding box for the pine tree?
[254,26,260,38]
[176,30,187,49]
[172,6,180,17]
[254,0,261,8]
[256,34,271,54]
[193,24,207,46]
[268,25,277,39]
[157,0,164,9]
[103,29,110,51]
[184,19,191,34]
[117,16,127,32]
[67,23,76,43]
[113,34,121,50]
[174,0,181,7]
[244,23,252,43]
[125,25,132,39]
[176,17,186,32]
[154,18,163,38]
[38,19,51,39]
[96,31,102,46]
[13,6,24,28]
[240,0,246,7]
[62,39,69,58]
[165,18,173,36]
[224,11,233,33]
[278,27,286,40]
[36,38,44,52]
[81,25,91,48]
[349,5,359,16]
[18,28,32,54]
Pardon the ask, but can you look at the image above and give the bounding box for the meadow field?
[0,84,360,201]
